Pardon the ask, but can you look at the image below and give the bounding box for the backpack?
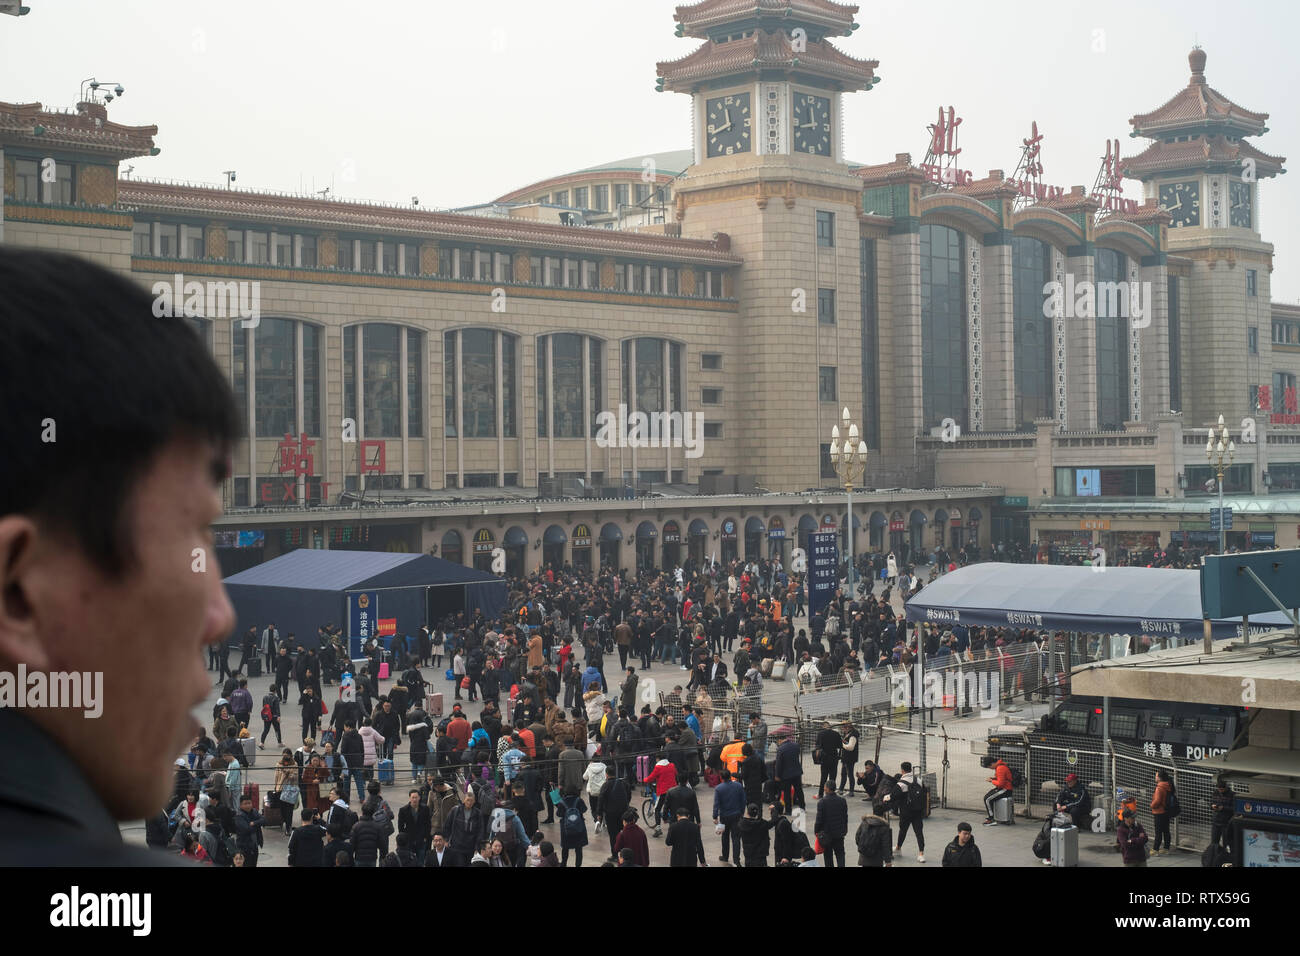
[1166,788,1181,818]
[858,823,887,859]
[560,797,585,837]
[1201,843,1232,868]
[1010,767,1026,789]
[492,808,520,852]
[902,776,928,815]
[261,703,272,721]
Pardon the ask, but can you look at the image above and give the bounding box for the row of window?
[130,220,729,298]
[539,183,667,211]
[10,158,75,204]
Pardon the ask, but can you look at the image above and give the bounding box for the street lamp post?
[830,407,869,607]
[1206,415,1236,554]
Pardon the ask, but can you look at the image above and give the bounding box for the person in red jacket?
[612,809,650,867]
[982,758,1014,826]
[643,758,679,835]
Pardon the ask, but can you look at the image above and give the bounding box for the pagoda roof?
[1129,49,1269,138]
[117,180,743,266]
[673,0,858,39]
[0,100,158,161]
[1123,134,1285,180]
[657,28,877,92]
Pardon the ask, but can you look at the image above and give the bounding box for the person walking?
[814,782,849,867]
[557,790,589,868]
[814,720,842,799]
[773,732,804,813]
[888,761,928,863]
[259,691,282,750]
[666,807,708,867]
[855,804,894,867]
[1117,808,1149,866]
[737,802,772,867]
[837,723,858,795]
[712,769,746,866]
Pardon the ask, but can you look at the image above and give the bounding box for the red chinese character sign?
[1010,120,1065,208]
[920,105,974,188]
[1091,137,1138,220]
[261,432,328,505]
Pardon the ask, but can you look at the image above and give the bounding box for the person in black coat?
[773,735,804,813]
[813,787,849,867]
[287,809,326,867]
[397,789,432,865]
[814,721,842,799]
[442,791,486,865]
[737,803,772,867]
[349,805,385,867]
[738,744,766,806]
[598,776,632,855]
[665,807,707,867]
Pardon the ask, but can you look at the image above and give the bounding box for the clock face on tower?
[705,92,752,157]
[792,92,832,155]
[1229,180,1253,228]
[1159,180,1201,228]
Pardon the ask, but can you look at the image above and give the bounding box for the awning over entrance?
[904,562,1292,639]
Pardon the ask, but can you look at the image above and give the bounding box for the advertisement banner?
[349,591,378,658]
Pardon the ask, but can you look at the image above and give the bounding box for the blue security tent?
[223,549,506,652]
[904,563,1290,640]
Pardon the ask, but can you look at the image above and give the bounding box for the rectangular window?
[530,256,542,285]
[1183,463,1253,496]
[565,259,578,288]
[701,353,722,371]
[273,233,291,267]
[477,252,493,281]
[589,340,603,435]
[574,186,588,209]
[1247,269,1258,297]
[614,184,630,206]
[157,223,179,257]
[1168,276,1181,414]
[12,158,38,201]
[461,328,497,438]
[407,328,423,438]
[1273,372,1297,414]
[537,342,548,438]
[818,366,837,402]
[546,257,561,287]
[553,190,569,207]
[702,388,722,405]
[248,231,270,265]
[185,226,206,259]
[582,259,598,289]
[1052,466,1157,497]
[502,334,517,439]
[132,221,152,256]
[615,264,627,292]
[226,229,245,263]
[300,235,317,268]
[404,243,421,276]
[666,268,679,295]
[630,263,645,293]
[816,210,835,247]
[1248,327,1258,355]
[817,287,836,324]
[593,185,609,212]
[52,162,74,204]
[820,443,836,480]
[648,267,661,295]
[861,238,880,448]
[337,239,354,270]
[358,240,376,272]
[443,331,457,438]
[379,241,397,274]
[636,183,652,203]
[704,422,723,439]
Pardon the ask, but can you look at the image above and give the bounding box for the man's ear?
[0,515,54,673]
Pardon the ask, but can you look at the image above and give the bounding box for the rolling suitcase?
[1050,825,1078,867]
[247,658,263,677]
[425,692,444,717]
[377,758,395,786]
[240,735,256,767]
[760,658,774,677]
[242,782,259,809]
[261,801,282,828]
[993,794,1016,824]
[378,662,390,680]
[771,660,788,681]
[636,754,652,782]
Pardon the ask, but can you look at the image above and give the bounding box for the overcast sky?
[3,0,1295,301]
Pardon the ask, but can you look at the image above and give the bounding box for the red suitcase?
[243,782,259,809]
[425,692,444,717]
[636,754,652,783]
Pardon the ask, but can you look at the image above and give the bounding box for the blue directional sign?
[1201,548,1300,619]
[1209,507,1233,531]
[808,530,839,618]
[348,590,378,658]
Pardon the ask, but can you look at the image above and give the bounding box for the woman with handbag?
[273,750,299,836]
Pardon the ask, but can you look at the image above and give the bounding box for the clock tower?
[655,0,881,489]
[1125,47,1287,429]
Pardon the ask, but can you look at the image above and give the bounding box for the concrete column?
[355,326,366,492]
[496,330,505,487]
[888,231,923,453]
[663,337,672,478]
[454,332,464,487]
[398,243,406,276]
[546,335,555,478]
[1065,249,1098,430]
[583,335,592,483]
[296,322,305,506]
[980,238,1014,431]
[270,230,280,265]
[247,324,257,505]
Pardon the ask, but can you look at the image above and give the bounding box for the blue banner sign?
[348,591,378,659]
[808,531,838,618]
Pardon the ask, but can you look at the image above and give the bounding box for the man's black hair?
[0,249,239,576]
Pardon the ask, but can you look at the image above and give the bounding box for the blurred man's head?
[0,250,238,820]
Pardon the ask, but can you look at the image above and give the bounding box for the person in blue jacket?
[712,769,747,866]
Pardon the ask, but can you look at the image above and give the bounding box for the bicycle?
[641,781,659,833]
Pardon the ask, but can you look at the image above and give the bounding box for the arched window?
[920,224,967,431]
[621,337,683,414]
[1012,236,1053,429]
[231,317,323,439]
[440,530,463,565]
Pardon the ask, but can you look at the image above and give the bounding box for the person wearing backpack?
[854,803,894,867]
[1150,770,1176,856]
[557,791,589,867]
[887,761,928,863]
[259,691,282,749]
[490,799,530,868]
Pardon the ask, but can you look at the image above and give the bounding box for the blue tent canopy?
[904,563,1290,640]
[223,549,506,653]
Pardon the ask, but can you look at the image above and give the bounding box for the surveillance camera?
[89,80,100,90]
[1204,479,1216,492]
[104,93,114,103]
[114,84,124,96]
[411,196,419,206]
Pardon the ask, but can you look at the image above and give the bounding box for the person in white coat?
[359,718,385,778]
[583,759,608,831]
[886,552,898,585]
